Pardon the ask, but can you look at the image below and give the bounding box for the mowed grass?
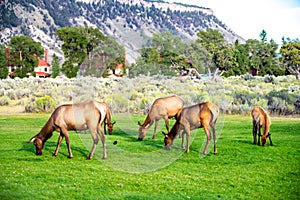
[0,113,299,199]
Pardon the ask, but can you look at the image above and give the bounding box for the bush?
[0,96,9,106]
[264,75,275,83]
[0,76,298,115]
[34,95,57,113]
[243,73,254,81]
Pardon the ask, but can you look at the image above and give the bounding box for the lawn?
[0,113,299,199]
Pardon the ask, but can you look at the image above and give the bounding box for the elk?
[28,100,115,160]
[251,106,273,146]
[163,102,219,155]
[137,95,184,140]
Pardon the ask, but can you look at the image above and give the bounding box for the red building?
[34,49,51,78]
[6,48,51,78]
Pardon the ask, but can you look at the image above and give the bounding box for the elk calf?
[138,95,184,140]
[163,102,219,155]
[251,106,273,146]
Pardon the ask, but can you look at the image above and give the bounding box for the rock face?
[0,0,244,63]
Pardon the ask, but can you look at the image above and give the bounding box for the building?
[34,49,51,78]
[6,48,51,78]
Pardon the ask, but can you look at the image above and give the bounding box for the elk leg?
[152,120,159,139]
[257,126,261,146]
[203,125,212,155]
[182,125,190,153]
[87,129,99,160]
[181,131,185,150]
[212,124,217,155]
[98,128,106,160]
[64,132,73,159]
[269,135,273,146]
[165,117,170,132]
[59,129,73,158]
[103,121,107,135]
[53,134,63,157]
[252,123,257,145]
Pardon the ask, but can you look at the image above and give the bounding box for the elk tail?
[210,104,219,125]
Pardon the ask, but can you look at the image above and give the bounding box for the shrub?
[34,95,57,113]
[243,73,254,81]
[264,75,275,83]
[0,96,9,106]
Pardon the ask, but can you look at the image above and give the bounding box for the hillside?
[0,0,245,63]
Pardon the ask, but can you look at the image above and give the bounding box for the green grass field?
[0,113,299,199]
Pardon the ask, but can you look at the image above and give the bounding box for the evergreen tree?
[56,27,88,78]
[9,35,44,78]
[51,54,60,78]
[196,28,235,76]
[280,39,300,80]
[133,31,188,76]
[0,45,8,79]
[231,40,250,75]
[246,30,282,76]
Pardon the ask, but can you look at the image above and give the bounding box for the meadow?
[0,113,299,199]
[0,74,299,115]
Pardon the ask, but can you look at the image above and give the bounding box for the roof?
[38,57,50,67]
[35,71,51,77]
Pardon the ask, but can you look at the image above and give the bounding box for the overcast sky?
[166,0,300,44]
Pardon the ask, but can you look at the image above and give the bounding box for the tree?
[80,33,125,77]
[0,45,8,79]
[246,30,283,76]
[79,27,106,63]
[56,27,88,78]
[57,27,124,78]
[280,39,300,80]
[133,31,188,76]
[51,54,60,78]
[9,35,44,78]
[196,28,235,76]
[185,41,211,74]
[231,40,250,75]
[152,31,187,67]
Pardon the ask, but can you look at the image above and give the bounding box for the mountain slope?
[0,0,244,63]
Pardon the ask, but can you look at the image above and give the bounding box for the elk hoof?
[137,138,143,141]
[86,157,92,160]
[102,157,107,160]
[68,156,73,159]
[52,153,57,157]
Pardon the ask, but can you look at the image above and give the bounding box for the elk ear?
[266,133,271,138]
[138,121,142,126]
[162,132,168,137]
[112,121,116,125]
[28,137,36,143]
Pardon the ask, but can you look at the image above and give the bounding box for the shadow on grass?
[19,141,89,159]
[236,139,254,145]
[111,127,164,149]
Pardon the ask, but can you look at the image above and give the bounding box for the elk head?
[162,132,172,150]
[28,137,44,155]
[137,121,150,141]
[107,121,116,135]
[261,133,270,147]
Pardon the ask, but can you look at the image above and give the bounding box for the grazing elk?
[251,106,273,146]
[137,95,184,140]
[163,102,219,155]
[28,100,115,160]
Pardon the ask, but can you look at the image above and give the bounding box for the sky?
[166,0,300,44]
